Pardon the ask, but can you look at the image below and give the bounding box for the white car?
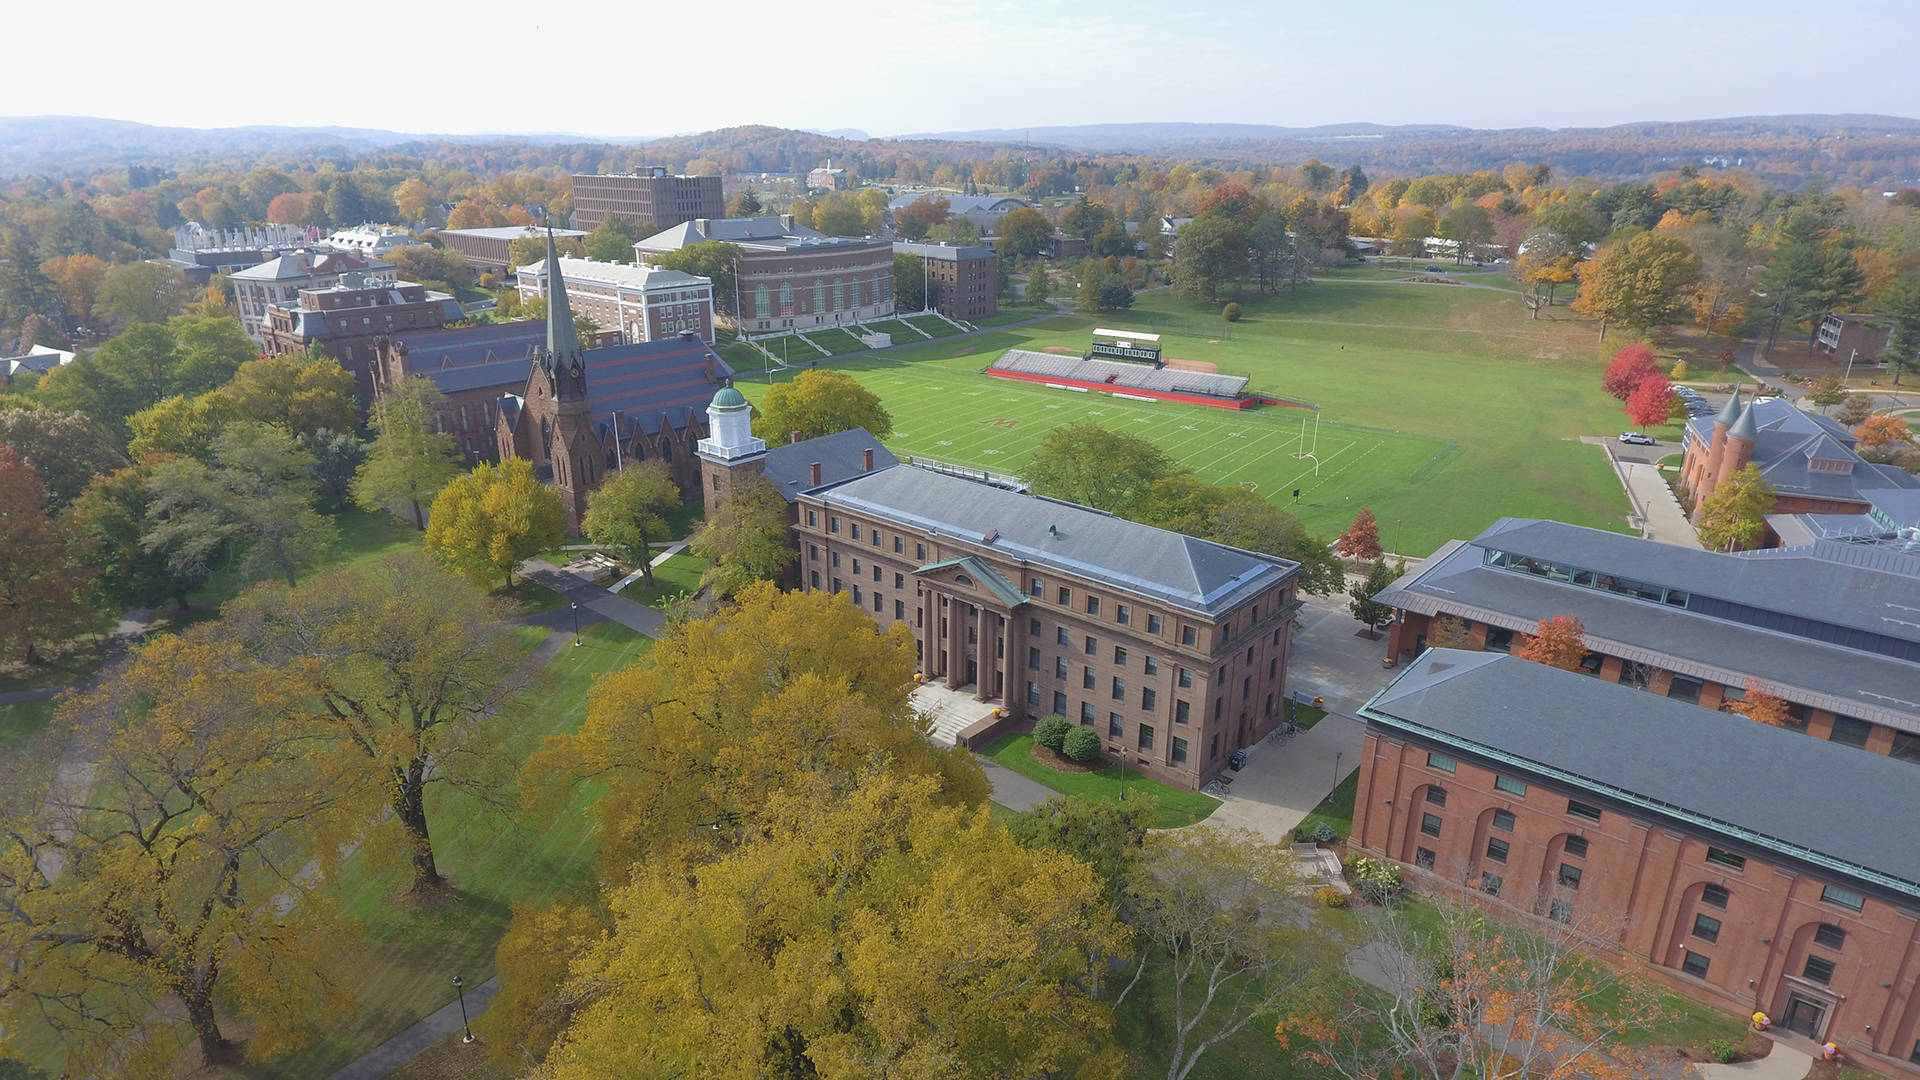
[1619,432,1656,446]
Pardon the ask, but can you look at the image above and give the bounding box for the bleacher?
[990,349,1249,401]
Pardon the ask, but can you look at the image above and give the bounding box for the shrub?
[1033,714,1071,752]
[1670,359,1689,381]
[1315,886,1348,909]
[1311,821,1337,844]
[1709,1038,1736,1064]
[1061,725,1102,762]
[1345,855,1404,904]
[1222,301,1242,322]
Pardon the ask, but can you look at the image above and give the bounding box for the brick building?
[438,226,587,272]
[1377,517,1920,767]
[163,223,317,285]
[369,321,549,461]
[695,394,1303,791]
[1818,312,1896,364]
[807,163,847,191]
[1355,650,1920,1073]
[514,256,714,344]
[1681,391,1919,541]
[893,242,998,321]
[496,235,732,527]
[229,250,394,342]
[634,216,894,336]
[570,168,723,232]
[260,275,463,407]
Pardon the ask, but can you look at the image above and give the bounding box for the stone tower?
[694,381,766,515]
[1691,387,1743,501]
[534,228,597,527]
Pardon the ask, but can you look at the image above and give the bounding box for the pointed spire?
[543,226,581,362]
[1728,403,1758,441]
[1712,386,1743,429]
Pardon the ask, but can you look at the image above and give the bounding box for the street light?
[452,974,475,1044]
[570,600,580,646]
[1334,751,1342,790]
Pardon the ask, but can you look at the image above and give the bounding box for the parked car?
[1686,401,1715,417]
[1619,432,1656,445]
[1422,265,1445,274]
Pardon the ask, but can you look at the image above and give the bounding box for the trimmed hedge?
[1033,714,1071,752]
[1062,725,1102,762]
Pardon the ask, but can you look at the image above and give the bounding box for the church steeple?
[543,226,582,364]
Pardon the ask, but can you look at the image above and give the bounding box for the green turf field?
[741,280,1654,555]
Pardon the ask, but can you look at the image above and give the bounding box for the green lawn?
[904,313,967,337]
[1297,767,1359,842]
[621,552,708,611]
[1111,953,1315,1079]
[862,318,931,341]
[801,327,872,355]
[978,733,1219,829]
[212,620,650,1079]
[1290,703,1328,731]
[744,282,1643,555]
[0,698,56,750]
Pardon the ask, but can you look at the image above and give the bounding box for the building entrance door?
[966,659,978,687]
[1782,993,1827,1040]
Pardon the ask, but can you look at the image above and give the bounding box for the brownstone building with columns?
[635,216,894,335]
[1355,650,1920,1075]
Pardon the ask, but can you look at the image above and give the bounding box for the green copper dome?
[710,385,749,410]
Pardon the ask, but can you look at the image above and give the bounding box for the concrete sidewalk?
[325,977,499,1080]
[521,559,666,639]
[1621,461,1702,549]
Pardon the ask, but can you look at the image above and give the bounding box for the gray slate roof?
[1376,518,1920,732]
[759,427,899,502]
[892,242,996,261]
[635,216,882,256]
[1364,650,1920,897]
[1683,398,1919,504]
[813,466,1298,615]
[886,193,1028,214]
[439,226,587,241]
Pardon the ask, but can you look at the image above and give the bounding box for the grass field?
[801,327,871,355]
[741,282,1645,554]
[978,733,1219,829]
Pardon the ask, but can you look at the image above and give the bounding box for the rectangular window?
[851,558,862,574]
[850,524,860,540]
[1701,884,1730,909]
[1148,614,1162,635]
[1055,657,1068,679]
[1820,885,1865,912]
[1086,596,1100,615]
[895,573,903,588]
[1415,847,1437,870]
[1425,786,1447,808]
[894,537,903,554]
[1427,752,1457,774]
[917,543,926,559]
[1083,667,1095,690]
[1144,656,1158,676]
[1142,688,1157,711]
[1562,835,1589,858]
[1175,700,1190,724]
[1027,682,1040,706]
[1030,618,1041,635]
[1550,899,1574,924]
[1420,813,1443,838]
[810,570,820,588]
[1111,677,1125,701]
[871,530,880,547]
[1108,714,1123,738]
[1681,951,1711,978]
[807,510,817,526]
[1113,646,1127,665]
[1705,847,1747,872]
[1181,625,1197,646]
[1057,627,1070,646]
[1178,667,1193,688]
[1138,724,1154,751]
[1028,647,1040,670]
[1116,603,1130,625]
[809,544,819,562]
[1830,715,1872,749]
[830,517,840,533]
[1485,838,1509,864]
[1814,923,1846,950]
[852,586,862,605]
[1567,800,1602,822]
[1084,636,1096,656]
[1668,675,1705,705]
[872,593,882,613]
[1080,702,1095,724]
[1030,577,1043,597]
[832,552,841,568]
[1494,775,1528,797]
[1557,864,1582,890]
[1058,587,1071,605]
[1053,691,1067,715]
[1802,955,1836,985]
[1486,627,1515,653]
[833,578,842,592]
[895,600,905,620]
[1691,914,1721,943]
[1492,809,1515,832]
[873,566,881,582]
[1172,736,1187,763]
[1480,872,1503,896]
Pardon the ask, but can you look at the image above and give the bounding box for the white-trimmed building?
[635,216,894,337]
[229,250,395,341]
[515,256,715,345]
[324,224,419,258]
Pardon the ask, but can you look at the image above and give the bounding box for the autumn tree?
[0,449,96,664]
[1027,259,1051,303]
[0,632,360,1075]
[1348,557,1397,634]
[1516,614,1588,671]
[1173,214,1248,302]
[1878,275,1920,386]
[1855,413,1914,449]
[581,460,680,586]
[643,240,745,315]
[1281,899,1661,1080]
[894,194,951,240]
[1600,343,1663,400]
[892,251,928,311]
[1806,375,1847,413]
[224,553,528,895]
[96,261,193,330]
[1427,614,1473,650]
[1204,488,1345,596]
[1026,421,1175,518]
[1572,230,1702,340]
[0,405,125,507]
[1513,230,1576,318]
[1623,375,1677,427]
[525,773,1126,1080]
[751,367,893,442]
[39,252,109,325]
[224,351,359,437]
[994,206,1051,260]
[1724,678,1792,727]
[424,457,567,589]
[143,421,337,588]
[70,460,202,611]
[581,216,641,263]
[1694,463,1776,551]
[354,376,462,528]
[1335,505,1383,559]
[1115,827,1330,1080]
[689,473,797,596]
[1009,793,1156,902]
[384,245,475,294]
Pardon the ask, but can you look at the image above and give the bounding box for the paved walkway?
[1693,1036,1813,1080]
[521,559,666,639]
[979,761,1053,812]
[609,541,690,593]
[324,977,499,1080]
[1621,461,1702,548]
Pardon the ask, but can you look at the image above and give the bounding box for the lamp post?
[570,600,580,646]
[453,974,475,1044]
[1334,751,1342,790]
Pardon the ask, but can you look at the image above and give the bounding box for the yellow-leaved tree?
[423,456,567,588]
[533,773,1131,1080]
[750,367,893,442]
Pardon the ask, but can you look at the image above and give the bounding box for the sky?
[11,0,1918,139]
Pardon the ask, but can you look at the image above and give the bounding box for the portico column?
[948,601,968,691]
[975,611,996,702]
[915,591,934,677]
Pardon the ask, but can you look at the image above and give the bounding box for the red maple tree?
[1725,678,1793,727]
[1515,615,1588,671]
[1601,344,1662,401]
[1335,506,1383,560]
[1623,376,1677,426]
[0,448,97,665]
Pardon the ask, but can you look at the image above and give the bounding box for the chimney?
[862,448,874,471]
[780,214,795,231]
[809,462,822,485]
[790,431,802,444]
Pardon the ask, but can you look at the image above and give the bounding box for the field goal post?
[1293,410,1322,475]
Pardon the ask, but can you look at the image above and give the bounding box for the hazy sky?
[13,0,1918,138]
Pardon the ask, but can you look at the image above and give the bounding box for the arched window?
[850,280,861,309]
[755,284,770,317]
[778,282,794,315]
[832,278,845,311]
[630,438,644,461]
[813,279,826,312]
[954,574,974,587]
[660,439,673,463]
